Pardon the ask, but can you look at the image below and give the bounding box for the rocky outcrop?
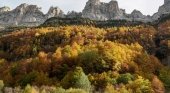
[19,4,45,26]
[128,9,152,22]
[0,0,169,27]
[66,11,82,18]
[152,0,170,20]
[130,10,146,19]
[0,3,45,26]
[46,6,64,19]
[0,6,10,13]
[82,0,125,20]
[82,0,153,22]
[0,4,64,27]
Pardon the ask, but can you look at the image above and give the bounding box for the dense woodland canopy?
[0,16,170,93]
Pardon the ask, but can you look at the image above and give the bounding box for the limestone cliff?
[0,4,64,27]
[152,0,170,20]
[82,0,125,20]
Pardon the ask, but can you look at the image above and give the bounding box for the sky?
[0,0,164,15]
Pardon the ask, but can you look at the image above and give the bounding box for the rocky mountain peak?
[0,3,68,27]
[12,3,42,16]
[26,5,42,12]
[129,9,152,22]
[108,0,121,16]
[131,9,141,13]
[152,0,170,20]
[82,0,124,20]
[20,5,44,24]
[15,3,28,11]
[46,6,64,18]
[87,0,101,5]
[108,0,119,10]
[0,6,10,13]
[109,0,118,4]
[131,9,144,18]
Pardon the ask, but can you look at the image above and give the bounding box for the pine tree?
[61,67,91,92]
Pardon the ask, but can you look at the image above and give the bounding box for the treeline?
[41,17,146,28]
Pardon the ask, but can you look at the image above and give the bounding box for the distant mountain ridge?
[0,0,170,27]
[0,3,64,27]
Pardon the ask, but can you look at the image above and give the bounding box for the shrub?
[159,67,170,89]
[88,72,117,89]
[0,80,4,92]
[61,67,91,92]
[104,84,131,93]
[104,84,116,93]
[78,50,109,73]
[53,87,66,93]
[0,59,6,64]
[151,76,165,93]
[117,73,134,84]
[128,76,154,93]
[10,63,20,77]
[49,87,88,93]
[33,72,52,86]
[135,53,163,79]
[19,71,37,86]
[65,88,87,93]
[19,71,52,86]
[119,86,131,93]
[38,51,48,63]
[23,84,38,93]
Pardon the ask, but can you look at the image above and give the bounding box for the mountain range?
[0,0,170,27]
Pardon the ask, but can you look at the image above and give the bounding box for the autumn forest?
[0,16,170,93]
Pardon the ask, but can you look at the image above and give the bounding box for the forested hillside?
[0,14,170,93]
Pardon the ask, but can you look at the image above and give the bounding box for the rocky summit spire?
[82,0,125,20]
[152,0,170,20]
[0,6,10,13]
[46,6,64,18]
[129,9,152,22]
[88,0,100,5]
[0,3,65,27]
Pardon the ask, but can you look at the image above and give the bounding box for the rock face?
[82,0,153,22]
[0,6,10,13]
[46,6,64,19]
[0,3,45,26]
[0,0,169,27]
[128,9,152,22]
[82,0,125,20]
[66,11,82,18]
[18,4,45,26]
[152,0,170,20]
[130,10,145,19]
[0,4,64,27]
